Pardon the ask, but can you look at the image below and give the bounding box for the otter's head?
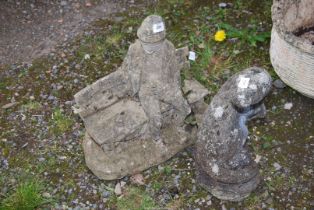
[230,67,272,109]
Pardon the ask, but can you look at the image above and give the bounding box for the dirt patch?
[0,0,137,66]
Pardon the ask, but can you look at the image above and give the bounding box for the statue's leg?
[163,91,191,125]
[139,93,162,141]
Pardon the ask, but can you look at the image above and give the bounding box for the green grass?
[21,101,42,112]
[163,165,172,176]
[193,42,213,83]
[49,108,74,135]
[106,33,123,46]
[218,23,270,47]
[0,180,49,210]
[243,193,262,209]
[151,181,162,191]
[0,81,7,90]
[261,135,274,150]
[116,187,157,210]
[265,174,285,192]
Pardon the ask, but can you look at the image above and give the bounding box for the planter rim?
[272,0,314,54]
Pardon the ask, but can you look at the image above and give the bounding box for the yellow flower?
[214,30,226,42]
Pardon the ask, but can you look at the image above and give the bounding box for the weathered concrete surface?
[270,0,314,98]
[183,79,209,124]
[195,67,272,201]
[83,125,196,180]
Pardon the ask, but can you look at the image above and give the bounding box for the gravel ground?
[0,0,137,65]
[0,0,313,209]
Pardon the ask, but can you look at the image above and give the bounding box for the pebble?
[2,187,8,194]
[75,64,81,70]
[254,154,262,163]
[158,165,164,171]
[130,174,145,185]
[60,1,67,6]
[102,191,110,198]
[114,182,122,195]
[38,157,46,161]
[221,204,227,210]
[120,181,126,188]
[43,192,51,198]
[58,156,67,160]
[47,95,56,101]
[113,17,124,22]
[218,2,232,8]
[2,102,18,109]
[273,79,287,89]
[284,102,293,110]
[84,54,90,60]
[159,193,171,204]
[218,3,227,8]
[192,185,197,193]
[65,100,74,105]
[273,162,282,171]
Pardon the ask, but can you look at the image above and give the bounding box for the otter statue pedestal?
[74,15,208,180]
[195,67,272,201]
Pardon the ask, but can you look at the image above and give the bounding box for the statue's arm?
[165,42,182,87]
[122,43,141,97]
[175,46,190,70]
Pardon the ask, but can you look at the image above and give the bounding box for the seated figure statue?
[127,15,191,141]
[74,15,208,180]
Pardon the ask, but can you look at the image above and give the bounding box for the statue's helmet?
[137,15,166,43]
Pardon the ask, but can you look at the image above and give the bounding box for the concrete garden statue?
[195,67,272,201]
[74,15,208,180]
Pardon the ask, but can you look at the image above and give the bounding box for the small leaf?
[262,142,271,149]
[198,43,205,49]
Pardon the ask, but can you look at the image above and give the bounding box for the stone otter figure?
[195,67,272,201]
[124,15,191,141]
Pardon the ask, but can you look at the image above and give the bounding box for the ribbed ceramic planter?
[270,0,314,98]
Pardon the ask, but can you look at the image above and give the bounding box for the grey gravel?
[273,79,287,89]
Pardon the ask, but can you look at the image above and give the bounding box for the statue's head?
[137,15,166,53]
[231,67,272,109]
[137,15,166,43]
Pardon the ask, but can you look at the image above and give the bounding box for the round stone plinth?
[196,166,260,202]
